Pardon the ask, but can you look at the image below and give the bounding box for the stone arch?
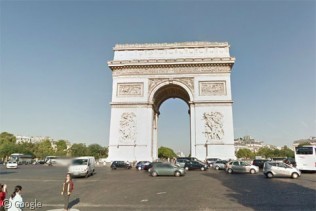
[149,80,193,112]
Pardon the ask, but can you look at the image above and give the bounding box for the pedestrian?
[0,184,7,211]
[8,185,23,211]
[61,173,74,211]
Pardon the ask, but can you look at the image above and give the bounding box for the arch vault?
[107,42,236,161]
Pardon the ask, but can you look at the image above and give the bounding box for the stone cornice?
[108,57,235,69]
[113,42,229,51]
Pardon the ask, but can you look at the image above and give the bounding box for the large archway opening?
[152,84,191,159]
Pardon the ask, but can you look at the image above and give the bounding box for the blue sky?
[1,0,315,155]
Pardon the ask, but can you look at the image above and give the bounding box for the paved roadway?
[0,165,315,211]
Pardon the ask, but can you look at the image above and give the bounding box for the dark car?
[111,161,132,170]
[135,161,151,170]
[184,161,208,171]
[252,159,270,169]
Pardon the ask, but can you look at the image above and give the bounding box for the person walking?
[61,173,73,211]
[0,184,7,211]
[8,185,23,211]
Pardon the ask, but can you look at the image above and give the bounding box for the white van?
[68,156,96,177]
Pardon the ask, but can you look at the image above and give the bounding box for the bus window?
[296,147,313,155]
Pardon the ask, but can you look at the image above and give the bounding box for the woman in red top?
[0,183,7,211]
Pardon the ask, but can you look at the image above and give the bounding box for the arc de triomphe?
[107,42,236,161]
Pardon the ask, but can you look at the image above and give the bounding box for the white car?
[6,161,18,169]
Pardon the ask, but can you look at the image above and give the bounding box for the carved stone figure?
[203,112,224,142]
[119,112,137,144]
[200,82,226,96]
[118,83,143,96]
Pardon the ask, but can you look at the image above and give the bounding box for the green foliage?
[0,141,18,160]
[158,146,177,159]
[70,143,89,157]
[0,132,16,145]
[55,140,68,156]
[35,139,54,159]
[236,148,254,159]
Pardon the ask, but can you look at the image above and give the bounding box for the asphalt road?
[0,165,315,211]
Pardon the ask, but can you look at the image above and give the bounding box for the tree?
[70,143,88,157]
[55,140,68,156]
[0,141,18,161]
[0,132,16,145]
[35,139,54,159]
[158,146,177,159]
[236,148,254,159]
[88,144,104,159]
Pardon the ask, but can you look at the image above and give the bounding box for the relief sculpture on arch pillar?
[119,112,137,144]
[203,112,224,143]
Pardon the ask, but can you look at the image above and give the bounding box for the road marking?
[156,192,166,194]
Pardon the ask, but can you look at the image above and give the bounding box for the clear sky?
[1,0,315,155]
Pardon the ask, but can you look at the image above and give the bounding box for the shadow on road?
[0,171,16,175]
[69,197,80,208]
[202,172,316,211]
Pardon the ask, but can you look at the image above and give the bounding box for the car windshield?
[72,159,88,165]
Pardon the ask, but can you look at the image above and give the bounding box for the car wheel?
[175,171,181,177]
[138,166,142,171]
[85,172,89,178]
[152,171,158,177]
[215,166,220,170]
[292,172,299,179]
[250,169,256,174]
[185,167,189,171]
[227,168,233,174]
[201,167,205,171]
[266,172,273,178]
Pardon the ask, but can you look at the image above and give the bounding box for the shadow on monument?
[202,172,316,211]
[69,198,80,209]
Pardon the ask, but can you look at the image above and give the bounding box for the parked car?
[283,158,296,167]
[263,161,301,179]
[252,159,270,169]
[184,161,208,171]
[212,160,228,170]
[205,158,221,167]
[135,161,151,170]
[150,163,185,177]
[176,158,190,168]
[111,161,132,170]
[6,161,18,169]
[226,160,259,174]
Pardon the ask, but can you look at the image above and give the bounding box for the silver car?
[226,160,259,174]
[212,160,228,170]
[263,161,301,179]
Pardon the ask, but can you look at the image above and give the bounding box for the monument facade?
[107,42,236,161]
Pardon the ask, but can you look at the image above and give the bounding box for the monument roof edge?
[113,42,230,50]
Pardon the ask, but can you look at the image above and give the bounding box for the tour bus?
[9,153,33,165]
[294,146,316,171]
